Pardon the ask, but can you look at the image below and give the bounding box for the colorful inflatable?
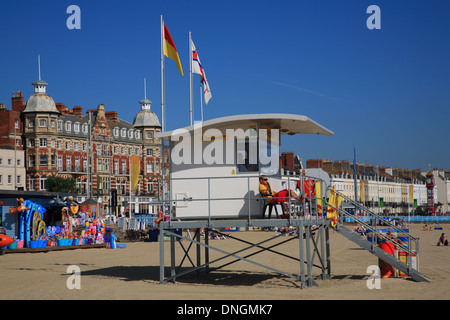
[0,234,14,248]
[9,198,46,248]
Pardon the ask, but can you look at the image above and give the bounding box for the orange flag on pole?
[164,23,184,76]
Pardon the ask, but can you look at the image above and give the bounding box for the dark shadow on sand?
[79,265,295,287]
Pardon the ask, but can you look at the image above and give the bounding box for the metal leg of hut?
[158,219,332,289]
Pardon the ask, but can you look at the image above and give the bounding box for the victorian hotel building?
[0,76,166,216]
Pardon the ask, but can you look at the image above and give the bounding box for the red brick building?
[1,77,166,215]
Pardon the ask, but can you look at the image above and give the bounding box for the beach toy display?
[8,198,108,249]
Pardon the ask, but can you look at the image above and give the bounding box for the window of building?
[57,140,62,150]
[121,128,126,137]
[74,142,79,151]
[128,129,133,139]
[65,121,72,131]
[75,158,80,171]
[29,139,35,147]
[51,139,55,148]
[40,175,47,190]
[82,123,88,134]
[65,141,71,150]
[147,162,153,174]
[39,155,48,167]
[122,160,126,174]
[17,175,21,185]
[82,143,87,151]
[29,155,35,167]
[39,138,47,147]
[39,119,47,127]
[51,155,56,167]
[147,149,153,156]
[58,120,63,131]
[15,119,19,129]
[66,156,71,171]
[74,122,80,132]
[29,177,35,191]
[147,181,154,193]
[146,132,153,139]
[0,175,2,184]
[114,160,119,174]
[8,175,12,184]
[51,120,56,127]
[114,127,119,137]
[57,157,63,171]
[29,119,35,128]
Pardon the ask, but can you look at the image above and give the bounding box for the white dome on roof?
[23,79,59,113]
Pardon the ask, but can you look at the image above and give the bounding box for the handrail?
[324,190,419,271]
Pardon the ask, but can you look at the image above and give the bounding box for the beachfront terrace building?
[306,159,433,215]
[0,76,167,216]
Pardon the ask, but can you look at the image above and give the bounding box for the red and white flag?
[191,41,212,104]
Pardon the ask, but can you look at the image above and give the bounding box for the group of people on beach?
[422,224,447,246]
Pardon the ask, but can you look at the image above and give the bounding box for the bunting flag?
[130,155,140,192]
[191,40,212,104]
[164,23,184,76]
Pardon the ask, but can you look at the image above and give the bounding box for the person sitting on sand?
[259,176,303,204]
[423,224,428,231]
[437,233,448,246]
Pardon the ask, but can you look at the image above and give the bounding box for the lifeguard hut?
[155,113,428,288]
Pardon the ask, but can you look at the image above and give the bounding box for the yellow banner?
[327,186,337,227]
[360,180,365,203]
[315,180,322,214]
[130,155,140,191]
[409,185,414,204]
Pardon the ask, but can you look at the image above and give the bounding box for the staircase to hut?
[325,193,429,282]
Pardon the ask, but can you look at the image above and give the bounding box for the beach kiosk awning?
[156,113,334,140]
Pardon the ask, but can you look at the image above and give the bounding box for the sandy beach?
[0,223,449,300]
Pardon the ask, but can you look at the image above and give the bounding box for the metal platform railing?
[324,190,423,279]
[156,173,328,223]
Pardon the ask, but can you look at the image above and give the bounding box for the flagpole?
[353,147,358,213]
[200,85,203,122]
[189,31,193,126]
[160,14,165,132]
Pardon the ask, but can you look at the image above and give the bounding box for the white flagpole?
[160,15,165,132]
[189,31,193,126]
[200,85,203,122]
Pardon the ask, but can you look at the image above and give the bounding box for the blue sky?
[1,0,449,171]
